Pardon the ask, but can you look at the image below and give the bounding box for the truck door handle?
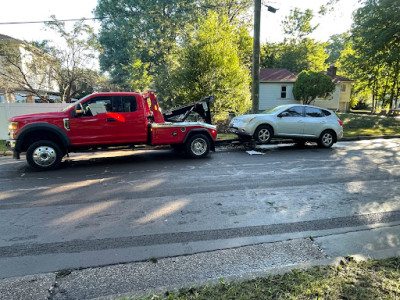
[107,118,117,122]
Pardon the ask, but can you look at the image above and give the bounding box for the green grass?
[216,133,237,140]
[136,257,400,300]
[338,113,400,137]
[0,140,8,154]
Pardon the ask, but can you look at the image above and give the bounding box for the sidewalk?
[1,223,399,300]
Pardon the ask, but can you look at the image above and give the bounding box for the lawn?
[0,140,8,154]
[136,257,400,300]
[338,112,400,137]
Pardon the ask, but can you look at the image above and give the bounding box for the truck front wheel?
[185,134,210,158]
[26,140,63,170]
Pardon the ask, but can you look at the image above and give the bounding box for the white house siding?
[0,103,68,140]
[259,83,297,111]
[260,82,352,112]
[313,85,341,110]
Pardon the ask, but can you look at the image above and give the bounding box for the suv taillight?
[338,120,343,126]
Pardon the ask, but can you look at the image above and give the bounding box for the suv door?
[275,106,305,136]
[303,107,327,137]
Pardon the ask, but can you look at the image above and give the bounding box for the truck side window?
[112,96,138,113]
[81,96,112,116]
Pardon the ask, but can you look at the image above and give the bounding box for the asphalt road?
[1,139,400,279]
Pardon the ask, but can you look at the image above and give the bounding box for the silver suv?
[229,104,343,148]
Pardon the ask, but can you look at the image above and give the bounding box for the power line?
[0,17,102,25]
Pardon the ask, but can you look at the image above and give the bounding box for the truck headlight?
[8,122,18,139]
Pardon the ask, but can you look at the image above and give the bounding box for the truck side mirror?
[75,103,84,116]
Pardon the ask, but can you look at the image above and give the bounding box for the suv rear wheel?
[26,140,63,170]
[318,130,335,148]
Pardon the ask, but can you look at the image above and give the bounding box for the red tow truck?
[7,91,217,170]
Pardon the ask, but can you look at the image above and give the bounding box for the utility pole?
[251,0,261,114]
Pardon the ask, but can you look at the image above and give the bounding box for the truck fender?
[15,123,71,153]
[183,129,215,151]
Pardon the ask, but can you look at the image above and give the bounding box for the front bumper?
[6,140,20,159]
[6,139,16,151]
[228,127,252,136]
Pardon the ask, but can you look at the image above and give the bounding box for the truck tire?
[185,134,210,158]
[26,140,63,170]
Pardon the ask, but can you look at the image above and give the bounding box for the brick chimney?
[327,64,337,78]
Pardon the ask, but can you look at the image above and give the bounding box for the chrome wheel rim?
[191,138,207,156]
[32,146,57,167]
[322,133,333,146]
[258,129,270,142]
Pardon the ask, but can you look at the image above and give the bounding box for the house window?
[281,86,287,98]
[341,84,346,92]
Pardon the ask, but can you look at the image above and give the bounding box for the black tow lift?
[163,96,214,125]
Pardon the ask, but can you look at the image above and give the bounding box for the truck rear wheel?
[26,140,63,170]
[185,134,210,158]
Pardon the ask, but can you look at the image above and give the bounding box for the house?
[0,33,60,103]
[259,66,353,112]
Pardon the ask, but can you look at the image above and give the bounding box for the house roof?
[260,68,354,84]
[260,68,298,82]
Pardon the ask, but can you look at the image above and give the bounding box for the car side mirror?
[278,112,289,118]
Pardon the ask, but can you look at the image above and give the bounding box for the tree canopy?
[339,0,400,110]
[95,0,253,114]
[293,71,335,105]
[261,8,328,74]
[170,12,251,117]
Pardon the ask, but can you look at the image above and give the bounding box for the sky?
[0,0,362,45]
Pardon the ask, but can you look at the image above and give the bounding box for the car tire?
[318,130,335,148]
[254,125,273,144]
[26,140,63,170]
[185,134,210,158]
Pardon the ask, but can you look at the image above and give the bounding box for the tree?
[0,18,104,103]
[260,7,328,73]
[282,8,319,41]
[293,71,335,105]
[260,40,328,73]
[325,32,350,65]
[94,0,200,91]
[45,17,102,102]
[346,0,400,111]
[0,38,58,102]
[94,0,253,106]
[170,12,251,118]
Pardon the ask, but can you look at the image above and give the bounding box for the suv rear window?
[305,107,324,118]
[322,109,331,116]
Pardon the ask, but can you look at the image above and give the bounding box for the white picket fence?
[0,103,69,140]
